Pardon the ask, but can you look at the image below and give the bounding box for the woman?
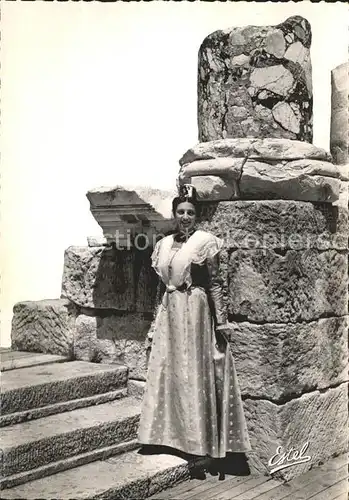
[138,185,251,459]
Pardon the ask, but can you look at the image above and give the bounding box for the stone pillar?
[330,62,348,166]
[179,17,348,480]
[330,62,349,397]
[198,16,313,143]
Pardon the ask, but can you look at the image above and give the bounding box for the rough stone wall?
[195,191,348,479]
[198,16,313,143]
[61,246,156,380]
[11,297,153,381]
[11,246,158,381]
[61,246,157,313]
[330,62,349,405]
[191,17,347,479]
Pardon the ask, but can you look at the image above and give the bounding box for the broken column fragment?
[198,16,313,142]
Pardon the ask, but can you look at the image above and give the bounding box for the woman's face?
[175,201,196,233]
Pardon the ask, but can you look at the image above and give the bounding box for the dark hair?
[172,196,198,216]
[172,185,199,216]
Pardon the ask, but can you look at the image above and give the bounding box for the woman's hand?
[216,323,233,341]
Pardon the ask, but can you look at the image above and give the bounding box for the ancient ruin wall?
[10,15,348,480]
[182,15,348,479]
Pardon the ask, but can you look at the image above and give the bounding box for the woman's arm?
[207,253,234,345]
[147,277,166,343]
[206,253,228,326]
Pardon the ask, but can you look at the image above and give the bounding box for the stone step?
[0,350,68,372]
[128,379,146,399]
[1,396,141,479]
[1,449,204,499]
[1,360,128,415]
[0,388,127,427]
[2,439,138,489]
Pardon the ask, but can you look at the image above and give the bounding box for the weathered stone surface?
[0,388,127,428]
[1,397,140,478]
[179,152,343,203]
[178,157,243,200]
[87,235,108,247]
[244,383,348,480]
[1,351,67,372]
[75,314,151,380]
[198,16,313,142]
[2,361,128,415]
[190,175,238,201]
[337,165,349,182]
[180,138,331,166]
[226,248,347,323]
[2,450,194,500]
[197,200,348,250]
[283,159,346,179]
[87,186,176,245]
[87,186,176,215]
[178,157,244,180]
[11,299,78,357]
[61,246,157,313]
[230,316,348,400]
[1,440,137,490]
[239,160,340,202]
[128,380,146,400]
[330,62,348,165]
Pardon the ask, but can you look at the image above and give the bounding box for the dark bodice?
[190,263,211,289]
[156,258,227,326]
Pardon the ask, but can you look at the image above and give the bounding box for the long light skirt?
[138,288,251,458]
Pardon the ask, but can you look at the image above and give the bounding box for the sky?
[1,1,348,346]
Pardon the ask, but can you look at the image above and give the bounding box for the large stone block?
[178,157,242,201]
[11,299,78,357]
[244,383,348,480]
[180,157,342,203]
[1,397,140,478]
[230,316,348,400]
[226,248,347,323]
[239,160,340,203]
[61,246,157,313]
[74,313,151,380]
[197,200,348,250]
[330,62,349,165]
[198,16,313,142]
[2,361,128,415]
[180,138,331,166]
[190,175,238,201]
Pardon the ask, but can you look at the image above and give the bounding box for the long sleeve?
[147,277,166,342]
[206,253,228,326]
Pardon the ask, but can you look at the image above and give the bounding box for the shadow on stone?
[205,453,251,479]
[137,445,251,480]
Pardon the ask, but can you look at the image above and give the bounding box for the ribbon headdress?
[178,183,196,201]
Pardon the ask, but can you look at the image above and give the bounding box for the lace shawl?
[151,230,224,289]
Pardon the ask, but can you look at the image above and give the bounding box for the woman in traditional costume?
[138,185,251,459]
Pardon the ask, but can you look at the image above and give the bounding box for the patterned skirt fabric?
[138,287,251,458]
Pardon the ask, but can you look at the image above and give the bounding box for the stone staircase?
[0,350,203,499]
